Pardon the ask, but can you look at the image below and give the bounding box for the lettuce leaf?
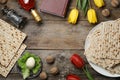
[17,52,41,79]
[22,68,30,79]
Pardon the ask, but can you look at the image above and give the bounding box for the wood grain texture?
[23,20,93,49]
[0,0,120,80]
[0,0,120,49]
[0,50,119,80]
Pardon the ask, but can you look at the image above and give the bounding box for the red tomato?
[70,54,84,68]
[66,74,81,80]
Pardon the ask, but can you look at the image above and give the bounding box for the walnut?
[111,0,119,7]
[46,56,55,64]
[102,9,110,17]
[39,72,48,80]
[50,67,59,75]
[0,0,8,4]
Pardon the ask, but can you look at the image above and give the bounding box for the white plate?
[85,21,120,77]
[88,61,120,77]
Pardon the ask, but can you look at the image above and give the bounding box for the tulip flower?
[70,54,84,68]
[68,8,79,24]
[87,9,97,24]
[94,0,105,8]
[66,74,81,80]
[70,54,94,80]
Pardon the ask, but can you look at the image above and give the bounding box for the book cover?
[40,0,69,17]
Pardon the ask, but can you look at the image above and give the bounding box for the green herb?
[17,52,41,79]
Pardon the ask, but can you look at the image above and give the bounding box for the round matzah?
[85,22,104,50]
[84,20,120,77]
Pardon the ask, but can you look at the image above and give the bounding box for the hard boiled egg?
[26,57,35,69]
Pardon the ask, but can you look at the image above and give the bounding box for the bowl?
[17,59,43,79]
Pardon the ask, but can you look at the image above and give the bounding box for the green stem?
[88,0,92,8]
[81,0,88,10]
[82,66,94,80]
[84,1,88,17]
[76,0,81,9]
[76,0,78,8]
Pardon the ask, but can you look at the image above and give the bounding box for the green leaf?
[83,66,94,80]
[78,0,82,9]
[32,56,41,74]
[81,0,88,11]
[76,0,78,8]
[32,64,41,74]
[84,2,88,17]
[17,52,42,79]
[22,68,30,79]
[76,0,81,9]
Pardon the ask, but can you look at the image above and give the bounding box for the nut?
[39,72,48,80]
[111,0,119,7]
[46,56,55,64]
[0,0,8,4]
[50,67,59,75]
[102,9,110,17]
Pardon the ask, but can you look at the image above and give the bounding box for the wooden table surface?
[0,0,120,80]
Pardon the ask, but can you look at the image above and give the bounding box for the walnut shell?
[50,67,59,75]
[111,0,119,7]
[102,9,110,17]
[0,0,8,4]
[46,56,55,64]
[39,72,48,80]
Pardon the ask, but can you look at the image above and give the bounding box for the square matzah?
[0,19,26,67]
[0,44,26,77]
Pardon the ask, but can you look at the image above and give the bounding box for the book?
[40,0,69,17]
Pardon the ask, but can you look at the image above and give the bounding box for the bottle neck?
[30,9,41,22]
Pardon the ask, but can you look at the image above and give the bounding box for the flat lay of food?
[0,0,120,80]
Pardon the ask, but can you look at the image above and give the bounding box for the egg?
[26,57,35,69]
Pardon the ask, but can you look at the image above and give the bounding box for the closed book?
[40,0,69,17]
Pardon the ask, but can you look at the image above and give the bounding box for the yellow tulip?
[94,0,105,8]
[68,8,79,24]
[87,9,97,24]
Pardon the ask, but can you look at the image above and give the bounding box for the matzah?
[85,46,120,68]
[0,19,26,67]
[89,21,120,59]
[0,44,26,77]
[84,19,120,74]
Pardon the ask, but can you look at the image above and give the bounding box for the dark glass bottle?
[1,6,27,28]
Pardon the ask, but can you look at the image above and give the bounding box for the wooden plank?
[2,73,119,80]
[22,20,93,49]
[1,0,119,22]
[0,50,118,80]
